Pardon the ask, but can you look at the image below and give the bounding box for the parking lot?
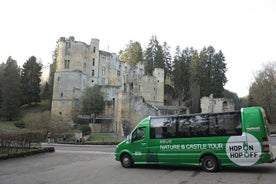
[1,149,276,184]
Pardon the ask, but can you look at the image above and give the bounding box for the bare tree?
[249,62,276,124]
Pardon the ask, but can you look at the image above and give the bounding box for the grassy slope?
[0,100,50,133]
[0,121,22,133]
[0,101,120,143]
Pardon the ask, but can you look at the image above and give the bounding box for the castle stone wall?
[51,37,165,136]
[200,94,235,113]
[140,68,164,105]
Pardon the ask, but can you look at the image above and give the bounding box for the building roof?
[152,105,181,111]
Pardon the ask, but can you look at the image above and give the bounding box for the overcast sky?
[1,0,276,97]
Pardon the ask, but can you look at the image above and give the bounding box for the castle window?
[64,60,70,69]
[57,77,60,81]
[84,63,87,72]
[102,66,106,75]
[117,70,120,76]
[66,41,71,48]
[82,79,86,89]
[84,49,87,59]
[223,101,228,111]
[65,42,71,55]
[92,58,95,66]
[93,46,96,53]
[61,93,63,97]
[92,70,94,76]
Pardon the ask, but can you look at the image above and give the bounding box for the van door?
[130,127,148,163]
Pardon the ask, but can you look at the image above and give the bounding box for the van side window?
[208,113,242,136]
[150,112,242,139]
[132,127,146,142]
[150,117,177,138]
[178,115,209,137]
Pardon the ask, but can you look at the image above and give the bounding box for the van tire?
[120,154,134,168]
[201,155,219,172]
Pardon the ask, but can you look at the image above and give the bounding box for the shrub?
[80,125,91,136]
[23,111,53,135]
[75,118,90,125]
[14,121,25,128]
[0,131,44,154]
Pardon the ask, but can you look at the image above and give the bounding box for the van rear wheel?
[201,155,219,172]
[120,154,134,168]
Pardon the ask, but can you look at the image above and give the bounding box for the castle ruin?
[200,94,234,113]
[51,36,167,135]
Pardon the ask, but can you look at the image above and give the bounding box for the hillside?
[0,100,51,133]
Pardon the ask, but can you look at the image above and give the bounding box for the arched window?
[222,101,228,111]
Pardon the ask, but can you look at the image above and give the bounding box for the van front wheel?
[120,154,134,168]
[201,155,219,172]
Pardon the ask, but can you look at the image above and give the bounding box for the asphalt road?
[1,150,276,184]
[45,136,276,153]
[0,137,275,184]
[270,136,276,145]
[42,143,117,153]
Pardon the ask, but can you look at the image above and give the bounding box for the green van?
[115,107,275,172]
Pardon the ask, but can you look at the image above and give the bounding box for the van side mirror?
[127,135,132,143]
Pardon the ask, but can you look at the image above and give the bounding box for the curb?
[0,147,55,161]
[42,143,117,148]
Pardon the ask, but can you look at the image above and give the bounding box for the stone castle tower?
[51,36,164,135]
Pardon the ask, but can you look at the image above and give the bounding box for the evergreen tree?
[190,46,227,98]
[0,62,6,110]
[0,57,21,120]
[172,47,193,106]
[48,46,58,107]
[190,49,201,86]
[162,42,172,80]
[144,35,165,75]
[119,40,143,66]
[41,82,51,100]
[211,50,227,97]
[21,56,42,106]
[198,47,210,97]
[189,49,201,112]
[223,89,240,110]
